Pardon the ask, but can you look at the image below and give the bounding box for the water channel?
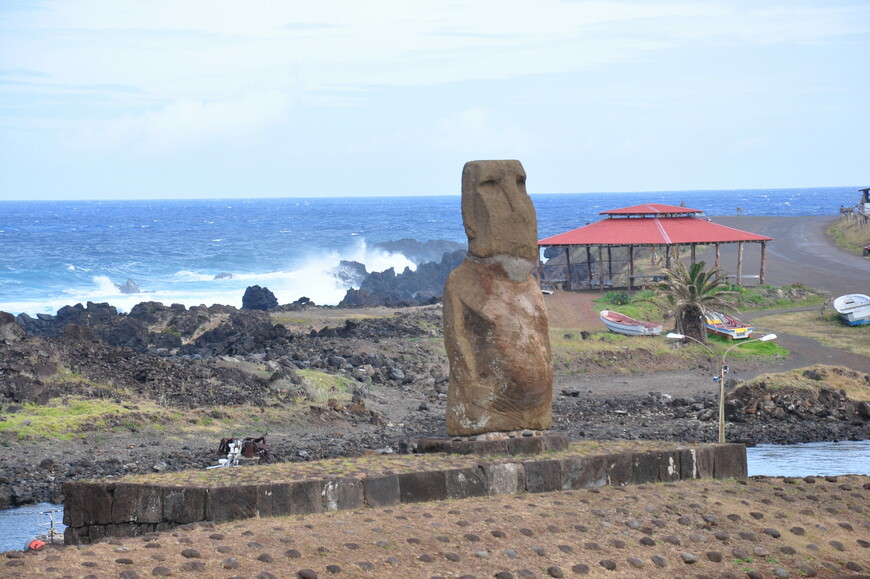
[1,440,867,553]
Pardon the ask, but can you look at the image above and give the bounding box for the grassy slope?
[744,364,870,402]
[827,218,870,255]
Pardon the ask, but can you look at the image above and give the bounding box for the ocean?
[0,186,858,316]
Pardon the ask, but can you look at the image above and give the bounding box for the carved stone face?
[461,160,538,261]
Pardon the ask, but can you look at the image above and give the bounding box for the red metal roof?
[539,216,773,246]
[600,203,703,215]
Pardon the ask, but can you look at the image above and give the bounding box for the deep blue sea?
[0,187,858,316]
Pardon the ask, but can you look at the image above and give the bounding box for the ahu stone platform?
[62,441,747,545]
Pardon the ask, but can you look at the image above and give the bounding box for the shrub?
[603,291,631,306]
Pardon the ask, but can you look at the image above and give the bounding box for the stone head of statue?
[461,160,538,261]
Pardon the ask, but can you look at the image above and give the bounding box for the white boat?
[833,293,870,326]
[599,309,662,336]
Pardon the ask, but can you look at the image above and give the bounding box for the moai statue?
[443,160,553,436]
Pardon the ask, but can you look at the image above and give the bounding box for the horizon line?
[0,185,861,203]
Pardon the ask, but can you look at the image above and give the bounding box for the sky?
[1,0,868,200]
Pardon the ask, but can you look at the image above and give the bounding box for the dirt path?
[544,290,600,331]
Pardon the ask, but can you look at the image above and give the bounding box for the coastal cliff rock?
[338,249,465,307]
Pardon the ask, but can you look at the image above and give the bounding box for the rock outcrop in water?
[338,249,465,307]
[242,285,278,310]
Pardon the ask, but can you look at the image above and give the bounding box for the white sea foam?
[92,275,121,295]
[174,270,217,282]
[1,240,419,316]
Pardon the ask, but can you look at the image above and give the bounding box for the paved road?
[699,216,869,297]
[697,216,870,375]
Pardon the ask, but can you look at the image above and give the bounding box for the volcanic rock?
[242,285,278,310]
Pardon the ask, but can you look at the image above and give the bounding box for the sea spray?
[1,238,419,314]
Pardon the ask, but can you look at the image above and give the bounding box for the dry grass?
[270,307,414,332]
[747,364,870,402]
[106,441,675,488]
[754,310,870,357]
[828,218,870,255]
[8,475,868,578]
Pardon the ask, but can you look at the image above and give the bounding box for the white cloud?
[71,90,290,153]
[2,1,869,197]
[8,0,866,101]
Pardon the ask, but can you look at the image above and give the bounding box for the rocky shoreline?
[1,299,868,511]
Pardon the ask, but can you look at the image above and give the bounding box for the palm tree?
[653,261,738,343]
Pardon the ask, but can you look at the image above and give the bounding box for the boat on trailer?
[705,310,754,339]
[833,294,870,326]
[599,309,662,336]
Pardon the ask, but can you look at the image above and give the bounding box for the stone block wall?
[63,443,746,544]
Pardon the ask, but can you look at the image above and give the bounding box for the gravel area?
[5,474,868,578]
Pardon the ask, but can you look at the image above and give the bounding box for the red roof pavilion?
[538,203,773,290]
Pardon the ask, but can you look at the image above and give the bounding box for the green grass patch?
[594,289,662,322]
[704,333,790,359]
[595,283,826,320]
[671,333,789,364]
[297,369,353,404]
[0,397,145,441]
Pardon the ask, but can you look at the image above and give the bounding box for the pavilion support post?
[598,246,605,290]
[565,248,572,291]
[665,245,672,270]
[715,243,721,271]
[586,247,593,287]
[628,246,635,291]
[690,244,696,264]
[607,247,613,286]
[760,241,767,285]
[736,241,744,286]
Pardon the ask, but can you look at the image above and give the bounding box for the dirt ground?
[6,475,868,578]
